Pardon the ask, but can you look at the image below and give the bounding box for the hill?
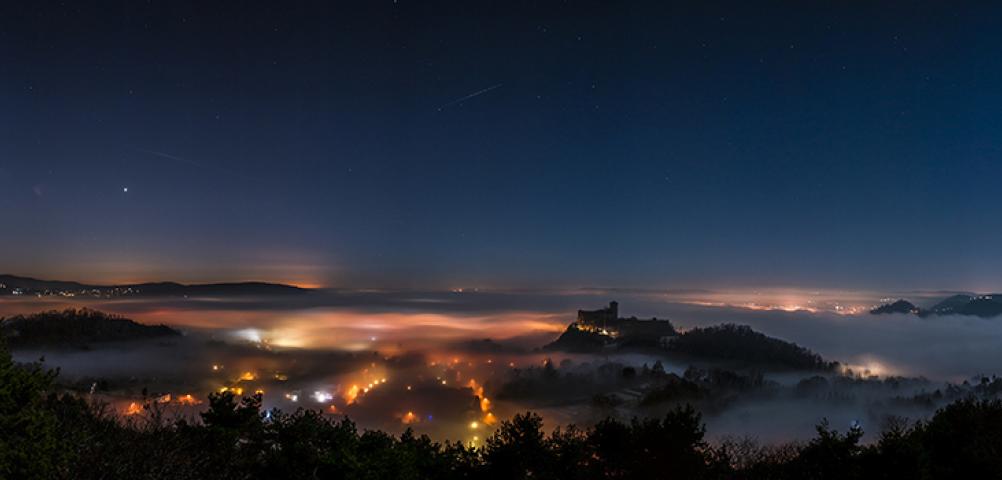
[927,294,974,315]
[870,299,919,315]
[0,308,180,348]
[666,324,836,371]
[959,296,1002,318]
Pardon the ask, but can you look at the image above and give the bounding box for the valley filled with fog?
[4,288,1002,444]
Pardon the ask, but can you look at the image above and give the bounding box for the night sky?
[2,2,1001,290]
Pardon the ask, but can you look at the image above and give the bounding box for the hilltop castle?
[545,301,677,352]
[573,301,676,339]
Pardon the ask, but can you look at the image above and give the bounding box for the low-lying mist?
[5,287,1002,443]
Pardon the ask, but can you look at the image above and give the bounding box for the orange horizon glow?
[0,259,332,289]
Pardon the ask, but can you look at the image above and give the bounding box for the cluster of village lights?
[127,354,514,445]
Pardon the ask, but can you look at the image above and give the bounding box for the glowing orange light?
[239,371,256,381]
[402,411,418,424]
[344,385,360,404]
[483,412,498,425]
[125,402,142,415]
[468,379,484,398]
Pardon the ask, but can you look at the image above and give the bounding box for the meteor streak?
[436,83,503,111]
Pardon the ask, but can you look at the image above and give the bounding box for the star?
[122,187,129,193]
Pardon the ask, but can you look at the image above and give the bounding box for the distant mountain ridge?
[871,294,1002,318]
[0,274,309,297]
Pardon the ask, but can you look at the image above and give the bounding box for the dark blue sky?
[2,2,1001,290]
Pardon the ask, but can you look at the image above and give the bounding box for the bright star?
[122,187,129,193]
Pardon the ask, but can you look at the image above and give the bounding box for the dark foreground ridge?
[0,274,309,298]
[546,302,835,371]
[3,340,1002,479]
[0,308,180,348]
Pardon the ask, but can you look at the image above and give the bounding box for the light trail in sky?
[436,83,503,111]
